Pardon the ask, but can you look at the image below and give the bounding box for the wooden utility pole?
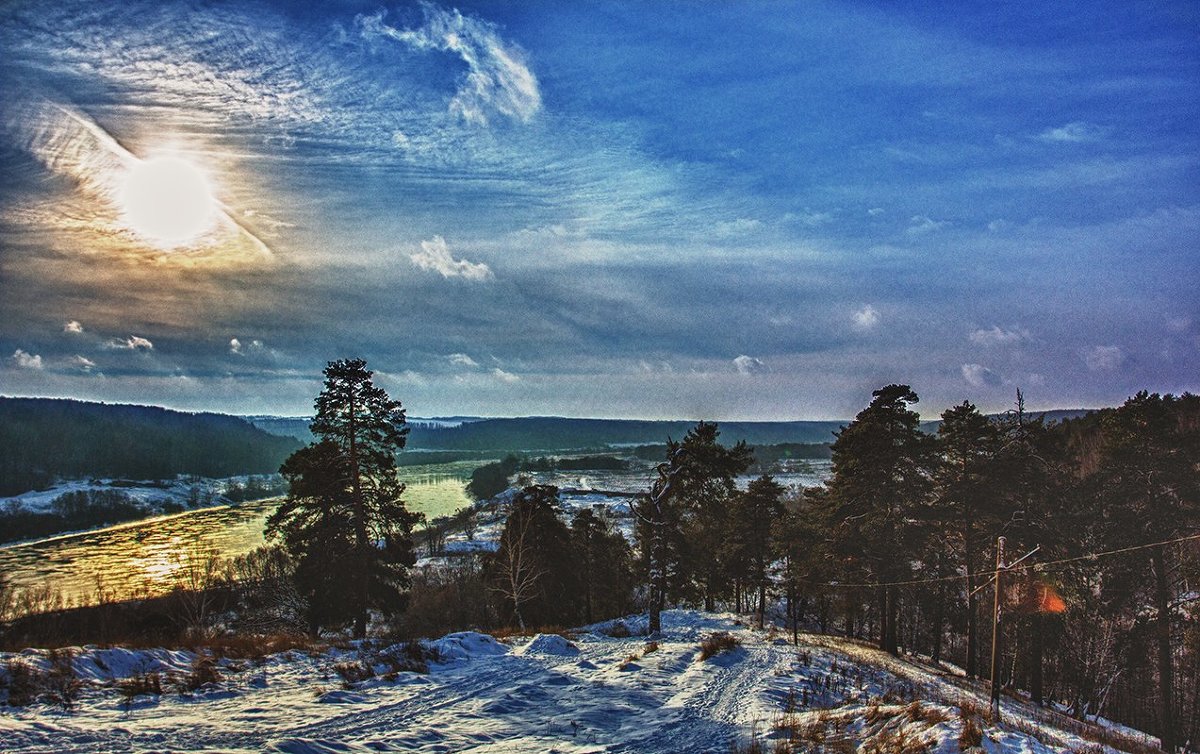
[989,535,1006,721]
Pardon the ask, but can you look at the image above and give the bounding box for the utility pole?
[989,535,1006,722]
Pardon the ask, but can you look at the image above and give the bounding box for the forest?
[0,398,301,495]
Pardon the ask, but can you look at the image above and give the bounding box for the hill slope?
[0,397,301,495]
[0,610,1157,753]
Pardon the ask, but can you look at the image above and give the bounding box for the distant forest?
[249,412,1092,452]
[0,398,301,495]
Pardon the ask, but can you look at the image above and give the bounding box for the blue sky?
[1,0,1197,419]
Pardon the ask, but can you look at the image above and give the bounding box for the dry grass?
[699,632,741,661]
[118,671,163,705]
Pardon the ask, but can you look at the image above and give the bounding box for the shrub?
[958,707,983,749]
[176,655,221,693]
[699,632,741,661]
[334,660,374,688]
[2,659,42,706]
[43,648,82,709]
[118,672,163,705]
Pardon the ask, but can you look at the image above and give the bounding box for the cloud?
[867,207,885,217]
[1083,345,1124,371]
[448,353,479,368]
[410,236,494,281]
[969,325,1029,346]
[63,320,84,334]
[357,4,541,126]
[907,215,949,234]
[11,349,43,369]
[1037,121,1107,143]
[714,218,763,237]
[106,335,154,351]
[72,355,96,371]
[230,338,243,354]
[491,367,520,383]
[733,355,765,375]
[961,363,1002,387]
[852,304,880,331]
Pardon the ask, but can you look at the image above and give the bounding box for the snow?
[0,610,1153,753]
[1,475,281,515]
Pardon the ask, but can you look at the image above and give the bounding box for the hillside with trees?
[0,397,301,495]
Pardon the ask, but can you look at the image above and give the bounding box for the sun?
[119,156,217,247]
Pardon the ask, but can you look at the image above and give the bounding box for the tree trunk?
[965,529,978,678]
[886,585,900,656]
[1153,544,1176,752]
[1030,612,1044,706]
[348,390,369,639]
[878,584,888,651]
[931,587,945,665]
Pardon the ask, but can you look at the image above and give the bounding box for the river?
[0,461,480,608]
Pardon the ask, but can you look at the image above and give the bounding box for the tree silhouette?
[267,359,420,637]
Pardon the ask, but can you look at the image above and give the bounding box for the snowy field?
[0,610,1156,754]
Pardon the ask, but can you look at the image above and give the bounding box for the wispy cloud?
[357,3,541,126]
[410,236,493,281]
[733,355,765,375]
[72,355,96,371]
[969,325,1029,346]
[63,320,84,334]
[1083,345,1124,371]
[449,352,479,368]
[1037,121,1107,143]
[907,215,949,234]
[852,304,880,331]
[961,363,1001,387]
[105,335,154,351]
[491,367,519,383]
[11,349,43,369]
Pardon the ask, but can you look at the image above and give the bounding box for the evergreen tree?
[935,400,1003,676]
[827,385,936,655]
[267,358,420,637]
[634,422,752,634]
[488,484,579,628]
[1091,392,1200,751]
[733,475,786,628]
[571,507,634,624]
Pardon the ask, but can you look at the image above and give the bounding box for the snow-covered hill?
[0,610,1159,753]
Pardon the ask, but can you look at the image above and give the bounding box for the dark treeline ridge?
[622,387,1197,751]
[403,417,843,450]
[0,397,301,495]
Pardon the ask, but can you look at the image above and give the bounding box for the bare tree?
[490,510,546,631]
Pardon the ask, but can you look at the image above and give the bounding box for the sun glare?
[119,155,217,247]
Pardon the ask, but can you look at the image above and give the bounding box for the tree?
[733,475,786,628]
[571,507,634,625]
[1091,392,1200,751]
[827,385,936,655]
[935,400,1002,676]
[267,358,420,637]
[487,484,579,629]
[634,422,753,634]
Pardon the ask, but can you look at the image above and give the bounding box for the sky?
[1,0,1197,420]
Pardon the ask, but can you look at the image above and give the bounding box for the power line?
[804,532,1200,590]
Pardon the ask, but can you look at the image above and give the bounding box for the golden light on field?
[119,155,217,247]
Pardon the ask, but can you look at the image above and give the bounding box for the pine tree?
[827,385,936,655]
[267,358,420,637]
[635,422,752,634]
[734,475,786,628]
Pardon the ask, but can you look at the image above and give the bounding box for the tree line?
[263,361,1198,750]
[0,398,300,495]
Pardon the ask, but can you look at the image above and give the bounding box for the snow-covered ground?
[1,475,283,515]
[0,610,1157,753]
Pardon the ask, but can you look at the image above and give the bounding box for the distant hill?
[0,398,302,496]
[250,410,1099,453]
